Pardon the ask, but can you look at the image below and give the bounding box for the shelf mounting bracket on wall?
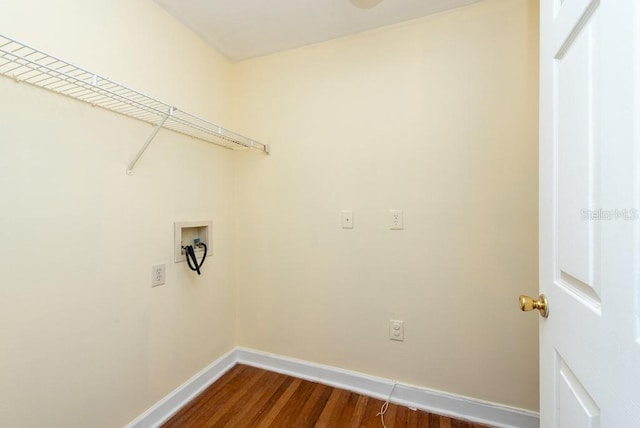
[127,107,173,174]
[0,34,270,175]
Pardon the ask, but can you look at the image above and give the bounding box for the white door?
[537,0,640,426]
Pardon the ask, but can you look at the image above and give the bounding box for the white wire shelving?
[0,34,269,173]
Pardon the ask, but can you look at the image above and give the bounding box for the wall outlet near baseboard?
[389,319,404,341]
[390,209,403,229]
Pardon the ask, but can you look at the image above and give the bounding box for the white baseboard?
[126,347,539,428]
[124,349,236,428]
[236,347,539,428]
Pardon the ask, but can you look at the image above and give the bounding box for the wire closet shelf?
[0,34,269,172]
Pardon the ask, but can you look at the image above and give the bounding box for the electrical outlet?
[390,209,403,230]
[389,319,404,341]
[151,264,166,287]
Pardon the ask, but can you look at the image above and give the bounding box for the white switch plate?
[389,319,404,341]
[390,209,403,230]
[151,264,166,287]
[342,210,354,229]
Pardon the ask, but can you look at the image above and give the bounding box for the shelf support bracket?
[127,107,173,175]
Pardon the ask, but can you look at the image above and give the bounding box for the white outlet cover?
[390,209,404,230]
[389,319,404,341]
[151,264,166,287]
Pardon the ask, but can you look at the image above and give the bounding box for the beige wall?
[233,0,539,412]
[0,1,238,427]
[0,0,539,425]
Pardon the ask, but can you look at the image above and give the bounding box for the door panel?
[539,0,640,426]
[555,3,601,309]
[556,352,600,428]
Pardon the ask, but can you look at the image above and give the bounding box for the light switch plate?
[342,210,354,229]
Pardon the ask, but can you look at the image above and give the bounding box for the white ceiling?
[153,0,485,62]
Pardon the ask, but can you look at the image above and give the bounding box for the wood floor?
[162,364,490,428]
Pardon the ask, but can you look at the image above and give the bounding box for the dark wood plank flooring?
[162,364,490,428]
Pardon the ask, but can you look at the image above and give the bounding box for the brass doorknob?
[519,294,549,318]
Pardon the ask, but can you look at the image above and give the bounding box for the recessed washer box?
[174,221,212,263]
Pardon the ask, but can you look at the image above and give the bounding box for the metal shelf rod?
[127,107,173,174]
